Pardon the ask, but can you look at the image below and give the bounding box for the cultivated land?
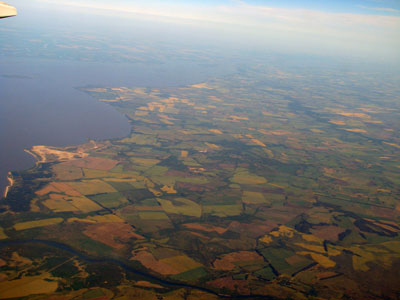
[1,63,400,299]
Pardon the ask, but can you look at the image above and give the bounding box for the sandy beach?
[3,173,14,199]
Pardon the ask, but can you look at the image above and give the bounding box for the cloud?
[358,5,400,14]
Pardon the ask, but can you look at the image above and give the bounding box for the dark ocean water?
[0,57,233,195]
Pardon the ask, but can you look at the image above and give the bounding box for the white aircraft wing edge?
[0,1,17,18]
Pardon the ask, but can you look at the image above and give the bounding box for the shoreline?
[3,172,14,199]
[24,148,41,164]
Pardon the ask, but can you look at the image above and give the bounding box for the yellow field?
[231,168,267,185]
[382,241,400,253]
[130,157,160,166]
[161,185,177,194]
[14,218,63,231]
[242,191,268,204]
[349,246,375,271]
[135,110,149,116]
[66,179,117,195]
[191,83,212,89]
[180,150,188,158]
[230,115,249,120]
[269,225,296,238]
[138,211,170,220]
[329,120,346,125]
[301,234,322,243]
[250,139,266,147]
[68,214,124,223]
[0,273,58,299]
[344,128,367,133]
[203,204,242,217]
[384,142,400,149]
[298,252,336,268]
[160,255,202,273]
[158,198,201,217]
[43,194,102,213]
[336,112,370,118]
[259,235,273,244]
[83,168,137,179]
[42,195,80,212]
[120,134,160,147]
[295,243,326,254]
[205,142,220,149]
[0,228,7,240]
[209,129,223,134]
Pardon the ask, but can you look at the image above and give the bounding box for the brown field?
[36,182,82,197]
[131,251,180,275]
[228,221,275,238]
[310,226,346,241]
[134,281,164,289]
[257,205,307,223]
[176,182,210,192]
[87,214,125,223]
[83,222,145,249]
[188,231,210,240]
[242,191,268,204]
[64,157,119,171]
[213,251,263,271]
[52,164,83,180]
[207,276,249,294]
[160,255,202,273]
[35,184,60,196]
[183,223,227,234]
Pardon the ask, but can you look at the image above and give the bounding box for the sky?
[5,0,400,62]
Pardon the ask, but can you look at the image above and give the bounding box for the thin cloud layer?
[38,0,400,60]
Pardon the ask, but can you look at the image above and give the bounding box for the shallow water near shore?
[0,57,233,195]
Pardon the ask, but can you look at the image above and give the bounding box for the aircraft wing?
[0,1,17,18]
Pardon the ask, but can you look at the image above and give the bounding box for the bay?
[0,57,233,195]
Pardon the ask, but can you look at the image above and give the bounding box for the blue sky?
[108,0,400,15]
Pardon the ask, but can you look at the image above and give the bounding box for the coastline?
[3,173,14,199]
[24,148,41,164]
